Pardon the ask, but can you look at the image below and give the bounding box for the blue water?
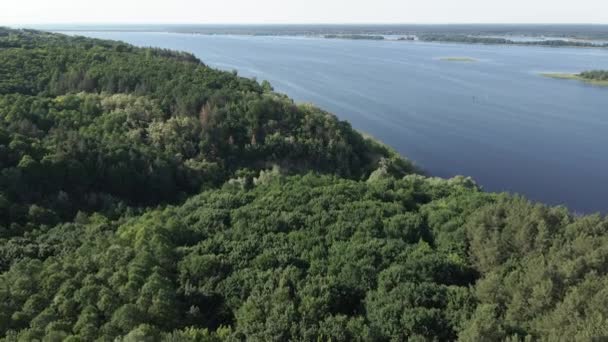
[61,32,608,213]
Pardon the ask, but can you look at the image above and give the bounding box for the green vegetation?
[541,71,608,86]
[580,70,608,81]
[0,27,414,238]
[1,28,608,341]
[439,57,477,62]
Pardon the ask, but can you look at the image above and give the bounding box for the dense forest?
[1,28,608,341]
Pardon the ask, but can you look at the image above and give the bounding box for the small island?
[439,57,478,62]
[541,70,608,86]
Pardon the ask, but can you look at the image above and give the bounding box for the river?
[60,32,608,213]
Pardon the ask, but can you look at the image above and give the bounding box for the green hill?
[1,28,607,341]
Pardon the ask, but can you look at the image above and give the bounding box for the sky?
[1,0,607,25]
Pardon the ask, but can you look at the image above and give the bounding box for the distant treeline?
[324,34,385,40]
[418,34,608,48]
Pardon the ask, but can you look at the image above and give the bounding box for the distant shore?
[439,57,477,62]
[55,30,608,49]
[541,73,608,86]
[40,24,608,49]
[323,34,385,40]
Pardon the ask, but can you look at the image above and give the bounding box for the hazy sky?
[1,0,607,25]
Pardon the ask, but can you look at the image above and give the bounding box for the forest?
[1,28,608,341]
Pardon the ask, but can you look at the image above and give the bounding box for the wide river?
[63,32,608,213]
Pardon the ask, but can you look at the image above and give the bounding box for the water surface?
[62,32,608,213]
